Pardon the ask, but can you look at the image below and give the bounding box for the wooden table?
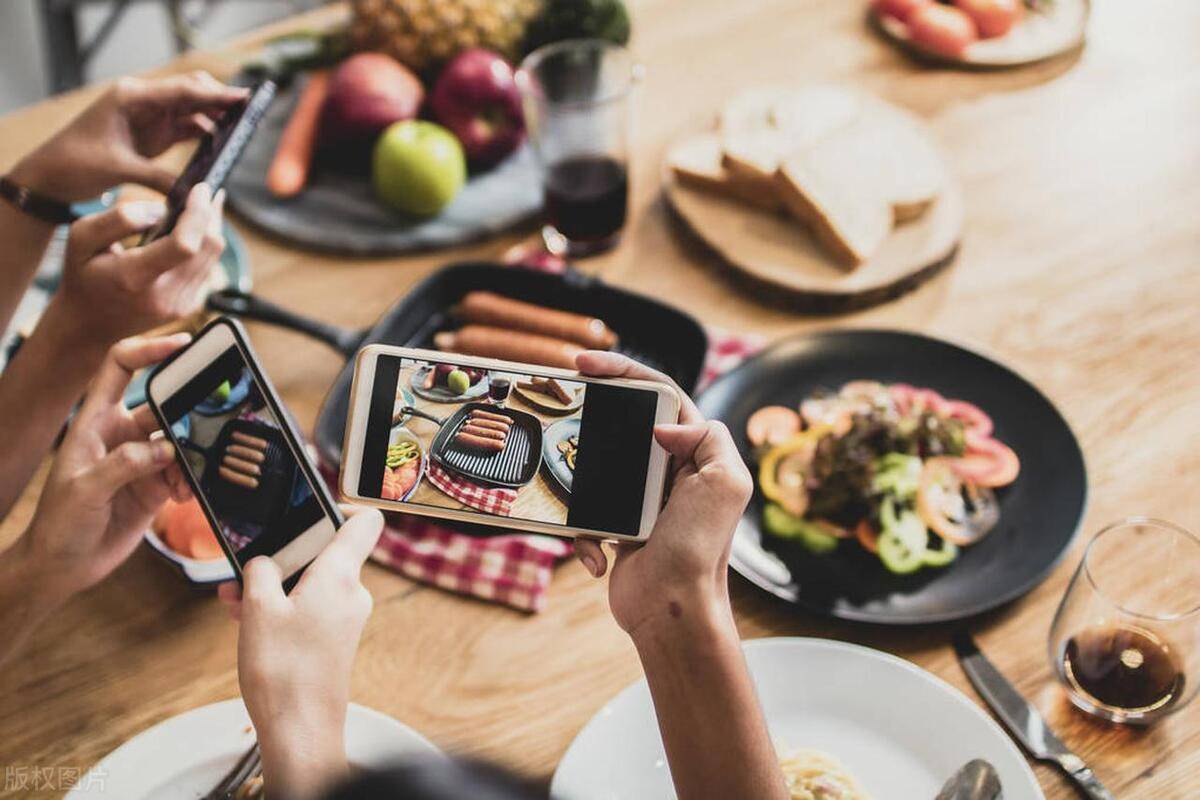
[2,2,1198,797]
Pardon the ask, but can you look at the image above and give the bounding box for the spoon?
[935,759,1002,800]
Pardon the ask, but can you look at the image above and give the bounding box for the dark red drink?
[488,377,511,404]
[543,155,628,249]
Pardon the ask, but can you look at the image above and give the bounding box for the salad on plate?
[747,380,1019,574]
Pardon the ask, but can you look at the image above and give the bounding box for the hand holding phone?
[146,318,343,584]
[139,79,275,246]
[14,335,193,600]
[340,346,681,541]
[571,351,755,630]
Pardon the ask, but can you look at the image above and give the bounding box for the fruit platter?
[869,0,1089,69]
[224,0,632,254]
[411,363,490,403]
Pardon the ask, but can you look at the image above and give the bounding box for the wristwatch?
[0,175,79,225]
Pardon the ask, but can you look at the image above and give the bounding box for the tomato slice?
[941,399,993,437]
[746,405,801,447]
[917,457,1000,546]
[958,432,1020,487]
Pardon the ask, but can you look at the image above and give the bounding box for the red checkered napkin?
[426,461,516,516]
[357,328,763,613]
[371,516,571,612]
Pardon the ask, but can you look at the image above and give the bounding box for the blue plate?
[542,417,581,495]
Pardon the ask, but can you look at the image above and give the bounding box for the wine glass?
[1048,517,1200,724]
[517,39,643,257]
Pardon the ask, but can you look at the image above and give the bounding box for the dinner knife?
[953,629,1115,800]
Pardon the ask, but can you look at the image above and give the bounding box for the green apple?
[372,120,466,216]
[446,369,471,395]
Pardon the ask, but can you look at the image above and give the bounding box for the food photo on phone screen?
[157,345,329,567]
[354,355,661,536]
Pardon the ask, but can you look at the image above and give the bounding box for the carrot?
[266,71,330,198]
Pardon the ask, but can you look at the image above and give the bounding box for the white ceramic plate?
[67,699,441,799]
[552,637,1042,800]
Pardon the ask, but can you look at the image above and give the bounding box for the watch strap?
[0,175,79,225]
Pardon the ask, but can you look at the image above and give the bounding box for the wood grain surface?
[1,2,1198,798]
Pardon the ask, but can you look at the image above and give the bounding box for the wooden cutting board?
[870,0,1089,70]
[224,73,543,256]
[663,132,963,313]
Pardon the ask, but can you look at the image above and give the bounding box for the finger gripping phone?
[340,345,681,542]
[139,79,276,246]
[146,317,343,583]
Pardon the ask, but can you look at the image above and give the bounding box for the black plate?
[697,329,1087,625]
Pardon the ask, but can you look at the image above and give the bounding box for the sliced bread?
[775,123,895,267]
[720,84,865,185]
[668,132,781,212]
[861,105,946,222]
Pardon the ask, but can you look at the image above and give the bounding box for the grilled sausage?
[465,417,510,433]
[231,431,269,449]
[456,291,618,350]
[227,444,266,463]
[434,327,584,370]
[455,432,505,452]
[460,424,506,441]
[222,455,263,476]
[468,409,511,425]
[219,466,260,489]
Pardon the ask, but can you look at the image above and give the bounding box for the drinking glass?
[1048,518,1200,724]
[488,374,512,406]
[517,39,643,257]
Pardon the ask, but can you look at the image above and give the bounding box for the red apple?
[429,48,525,170]
[322,53,424,148]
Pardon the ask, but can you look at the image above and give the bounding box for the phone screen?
[357,355,661,535]
[156,341,336,572]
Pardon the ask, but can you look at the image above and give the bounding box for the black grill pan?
[402,403,542,488]
[182,418,293,527]
[207,261,708,469]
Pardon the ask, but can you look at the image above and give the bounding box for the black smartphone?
[146,317,343,586]
[139,79,276,246]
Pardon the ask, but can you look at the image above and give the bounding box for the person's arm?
[0,72,245,332]
[632,596,785,800]
[574,352,789,800]
[0,334,193,669]
[218,508,385,800]
[0,177,57,333]
[0,187,223,519]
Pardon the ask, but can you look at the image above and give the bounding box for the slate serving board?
[224,73,544,256]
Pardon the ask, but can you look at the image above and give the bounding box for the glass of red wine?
[1048,518,1200,724]
[518,39,642,257]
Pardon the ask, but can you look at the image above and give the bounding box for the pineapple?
[348,0,630,74]
[350,0,542,72]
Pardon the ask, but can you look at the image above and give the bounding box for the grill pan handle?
[207,289,363,356]
[394,405,444,427]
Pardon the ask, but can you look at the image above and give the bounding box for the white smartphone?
[340,345,681,542]
[146,317,343,585]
